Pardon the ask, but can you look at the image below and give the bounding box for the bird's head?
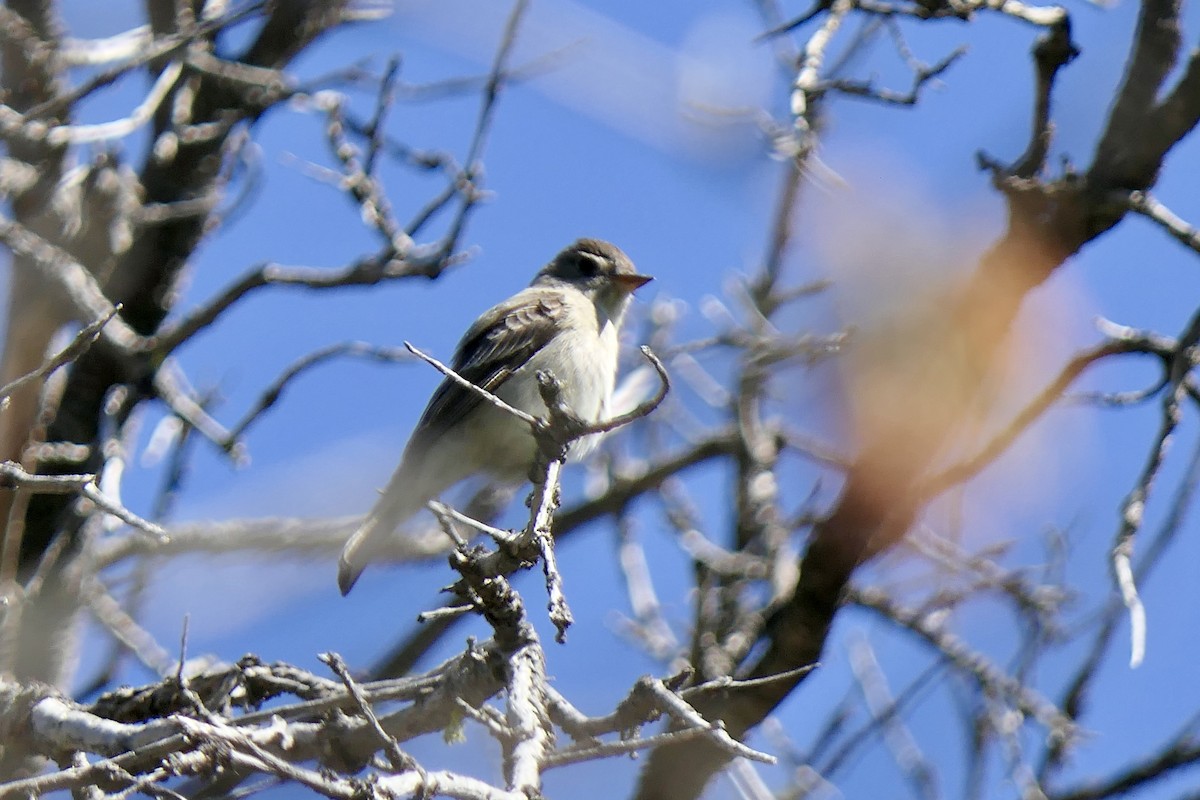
[535,238,653,319]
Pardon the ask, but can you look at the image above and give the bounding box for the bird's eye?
[577,254,601,277]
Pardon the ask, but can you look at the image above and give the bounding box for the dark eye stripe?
[578,253,602,277]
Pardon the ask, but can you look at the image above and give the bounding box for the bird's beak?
[613,273,653,292]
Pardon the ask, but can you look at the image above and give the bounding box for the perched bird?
[338,238,652,594]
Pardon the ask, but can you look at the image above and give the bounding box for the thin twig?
[921,335,1173,500]
[0,210,142,351]
[584,347,671,436]
[848,635,939,800]
[405,341,538,427]
[320,652,419,774]
[0,307,120,403]
[821,45,965,106]
[151,252,461,357]
[851,586,1074,740]
[227,341,411,443]
[1125,190,1200,254]
[1110,307,1200,668]
[527,458,571,642]
[0,462,166,540]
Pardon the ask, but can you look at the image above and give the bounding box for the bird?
[338,238,652,595]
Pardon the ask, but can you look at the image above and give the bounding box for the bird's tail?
[338,477,424,595]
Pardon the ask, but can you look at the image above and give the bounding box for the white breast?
[486,296,620,470]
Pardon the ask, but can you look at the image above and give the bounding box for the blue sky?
[40,1,1200,797]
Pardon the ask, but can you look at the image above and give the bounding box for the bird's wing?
[411,289,568,441]
[339,291,569,595]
